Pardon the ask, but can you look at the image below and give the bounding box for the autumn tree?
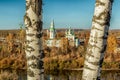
[104,34,117,62]
[19,23,25,54]
[60,38,69,54]
[106,34,117,53]
[6,33,14,52]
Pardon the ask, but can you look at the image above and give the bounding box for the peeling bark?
[82,0,114,80]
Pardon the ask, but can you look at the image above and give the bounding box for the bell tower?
[49,20,55,39]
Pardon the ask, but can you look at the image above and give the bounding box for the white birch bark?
[24,0,44,80]
[82,0,114,80]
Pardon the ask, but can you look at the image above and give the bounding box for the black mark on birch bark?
[27,69,34,77]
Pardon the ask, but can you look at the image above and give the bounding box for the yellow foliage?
[106,34,117,53]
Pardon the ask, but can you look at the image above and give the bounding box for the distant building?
[65,27,75,41]
[75,38,80,47]
[45,39,61,47]
[65,27,80,47]
[45,20,60,47]
[49,20,56,39]
[44,20,80,47]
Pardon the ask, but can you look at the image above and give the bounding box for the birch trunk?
[24,0,44,80]
[82,0,113,80]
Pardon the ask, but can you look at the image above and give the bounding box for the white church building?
[49,20,56,39]
[45,20,80,47]
[65,27,80,46]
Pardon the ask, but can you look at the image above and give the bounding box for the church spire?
[49,20,55,39]
[50,20,54,28]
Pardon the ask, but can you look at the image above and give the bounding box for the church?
[44,20,80,47]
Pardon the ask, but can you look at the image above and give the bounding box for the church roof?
[66,27,74,35]
[49,27,55,31]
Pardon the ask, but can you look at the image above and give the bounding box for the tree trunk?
[24,0,44,80]
[82,0,113,80]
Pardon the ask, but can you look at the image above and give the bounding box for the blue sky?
[0,0,120,29]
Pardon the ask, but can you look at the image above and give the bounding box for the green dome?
[50,27,55,31]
